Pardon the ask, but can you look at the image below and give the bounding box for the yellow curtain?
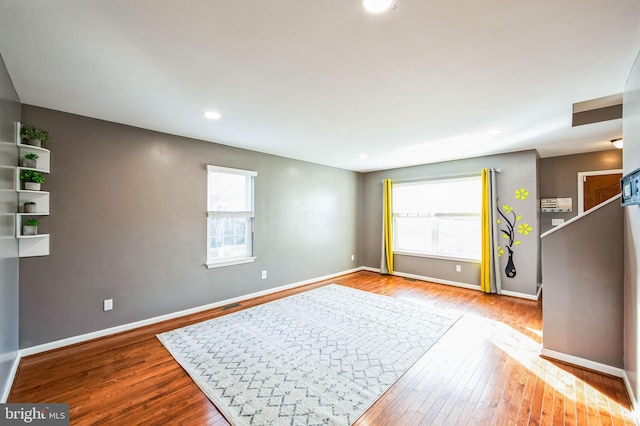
[383,178,394,274]
[480,168,491,293]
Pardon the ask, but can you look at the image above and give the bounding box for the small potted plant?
[19,170,45,191]
[23,201,36,213]
[20,152,39,168]
[20,124,52,148]
[22,218,38,236]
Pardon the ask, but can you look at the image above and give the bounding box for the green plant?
[20,124,52,146]
[19,170,45,184]
[24,153,39,160]
[24,201,36,205]
[25,218,39,226]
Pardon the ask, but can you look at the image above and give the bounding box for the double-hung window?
[206,165,257,268]
[392,176,482,261]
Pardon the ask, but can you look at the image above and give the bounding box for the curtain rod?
[380,168,501,184]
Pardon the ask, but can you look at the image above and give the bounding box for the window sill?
[206,257,256,269]
[394,251,481,264]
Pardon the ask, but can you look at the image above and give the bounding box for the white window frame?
[392,175,482,262]
[206,165,257,268]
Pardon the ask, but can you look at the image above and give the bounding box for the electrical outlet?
[261,270,267,280]
[103,299,113,311]
[455,265,461,272]
[351,254,355,261]
[552,218,564,226]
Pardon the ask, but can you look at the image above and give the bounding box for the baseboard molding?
[623,370,640,425]
[537,284,543,299]
[540,347,625,378]
[360,267,541,300]
[501,289,540,301]
[20,267,363,357]
[1,352,20,403]
[392,271,481,292]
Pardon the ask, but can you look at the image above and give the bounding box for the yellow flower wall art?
[515,188,529,200]
[497,188,532,279]
[518,223,532,235]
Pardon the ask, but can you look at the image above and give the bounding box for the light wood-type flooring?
[9,271,635,425]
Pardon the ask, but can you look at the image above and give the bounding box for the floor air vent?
[221,303,241,311]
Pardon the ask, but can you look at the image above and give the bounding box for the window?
[206,165,257,268]
[392,176,481,261]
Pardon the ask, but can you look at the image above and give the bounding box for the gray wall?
[361,150,540,296]
[540,150,623,233]
[624,49,640,405]
[0,54,19,400]
[19,106,360,348]
[542,199,623,367]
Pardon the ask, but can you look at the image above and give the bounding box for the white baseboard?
[501,289,540,301]
[623,370,640,426]
[542,348,640,423]
[540,347,625,378]
[392,271,481,291]
[20,267,363,357]
[360,267,540,300]
[1,352,20,403]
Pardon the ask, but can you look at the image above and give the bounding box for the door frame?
[577,169,623,214]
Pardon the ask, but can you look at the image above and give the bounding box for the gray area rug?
[157,284,461,426]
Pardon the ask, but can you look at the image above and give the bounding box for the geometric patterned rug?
[157,284,461,425]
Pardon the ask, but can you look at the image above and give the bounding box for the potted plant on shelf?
[22,218,38,236]
[20,152,39,168]
[19,124,52,148]
[23,201,36,213]
[19,170,45,191]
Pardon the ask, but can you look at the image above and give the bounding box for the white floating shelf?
[17,143,50,153]
[15,121,51,257]
[18,235,50,257]
[17,233,50,239]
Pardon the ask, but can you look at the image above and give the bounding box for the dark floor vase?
[505,247,516,278]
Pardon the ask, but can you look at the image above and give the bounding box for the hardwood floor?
[9,271,635,425]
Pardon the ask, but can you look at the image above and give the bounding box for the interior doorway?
[577,169,623,214]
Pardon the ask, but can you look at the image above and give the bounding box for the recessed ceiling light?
[359,154,369,159]
[362,0,396,14]
[611,138,623,149]
[489,128,505,135]
[204,111,221,120]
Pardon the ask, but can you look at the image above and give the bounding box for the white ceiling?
[0,1,638,172]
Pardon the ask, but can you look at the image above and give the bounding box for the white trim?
[1,352,20,403]
[577,169,623,214]
[207,211,253,218]
[623,370,640,425]
[540,347,625,378]
[391,271,481,291]
[537,284,543,299]
[541,193,621,238]
[18,267,362,357]
[394,251,481,264]
[359,267,539,300]
[501,289,540,301]
[206,164,257,177]
[205,257,256,268]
